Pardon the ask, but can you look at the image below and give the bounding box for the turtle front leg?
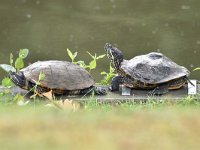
[110,76,123,91]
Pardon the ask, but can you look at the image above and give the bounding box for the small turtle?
[104,43,193,94]
[9,60,106,95]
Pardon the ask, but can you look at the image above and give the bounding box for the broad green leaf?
[193,68,200,71]
[10,53,14,66]
[39,71,45,81]
[89,60,96,70]
[1,77,12,87]
[0,64,16,72]
[19,49,29,59]
[15,58,24,70]
[97,54,106,59]
[67,49,74,62]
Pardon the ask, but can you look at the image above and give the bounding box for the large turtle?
[9,60,106,95]
[104,43,193,94]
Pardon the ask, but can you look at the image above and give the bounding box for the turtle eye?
[105,43,112,48]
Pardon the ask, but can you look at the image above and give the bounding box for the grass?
[0,96,200,150]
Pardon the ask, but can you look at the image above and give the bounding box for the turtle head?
[104,43,123,70]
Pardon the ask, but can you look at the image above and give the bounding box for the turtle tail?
[9,71,27,89]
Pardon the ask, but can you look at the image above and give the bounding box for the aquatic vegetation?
[100,64,117,85]
[0,49,29,86]
[194,67,200,71]
[66,48,116,85]
[66,48,105,72]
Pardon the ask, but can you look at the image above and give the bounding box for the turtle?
[9,60,106,95]
[104,43,193,94]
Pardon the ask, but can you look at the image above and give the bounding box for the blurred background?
[0,0,200,81]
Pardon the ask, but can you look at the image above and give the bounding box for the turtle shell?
[20,60,94,91]
[120,52,190,84]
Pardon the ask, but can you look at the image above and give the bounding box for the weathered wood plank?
[0,81,199,103]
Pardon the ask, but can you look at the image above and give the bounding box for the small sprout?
[86,51,105,72]
[87,51,106,60]
[100,64,117,85]
[66,49,105,72]
[67,48,77,63]
[30,71,46,100]
[39,71,45,81]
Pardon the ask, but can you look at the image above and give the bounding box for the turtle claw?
[108,86,113,91]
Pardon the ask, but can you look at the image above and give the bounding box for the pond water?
[0,0,200,82]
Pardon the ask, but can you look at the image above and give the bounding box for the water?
[0,0,200,82]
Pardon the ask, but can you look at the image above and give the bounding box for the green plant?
[14,49,29,71]
[0,49,29,87]
[1,77,12,87]
[85,52,105,72]
[100,64,117,85]
[66,49,105,72]
[66,48,117,84]
[194,68,200,71]
[0,49,29,104]
[29,71,46,100]
[0,49,29,72]
[66,49,77,63]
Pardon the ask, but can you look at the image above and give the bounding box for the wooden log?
[0,80,199,103]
